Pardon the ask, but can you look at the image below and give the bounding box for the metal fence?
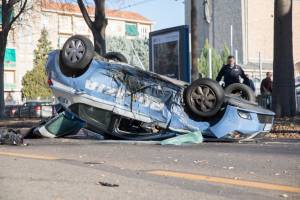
[257,95,272,109]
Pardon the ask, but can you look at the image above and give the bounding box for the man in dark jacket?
[216,56,248,87]
[260,72,272,95]
[244,74,256,92]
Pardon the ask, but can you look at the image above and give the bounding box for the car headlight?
[238,110,252,120]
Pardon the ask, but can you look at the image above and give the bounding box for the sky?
[107,0,185,30]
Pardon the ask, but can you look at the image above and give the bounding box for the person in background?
[216,55,249,88]
[244,74,256,92]
[260,72,273,109]
[260,72,273,95]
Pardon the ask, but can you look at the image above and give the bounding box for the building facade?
[185,0,300,87]
[3,0,153,104]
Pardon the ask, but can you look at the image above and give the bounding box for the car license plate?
[264,124,272,131]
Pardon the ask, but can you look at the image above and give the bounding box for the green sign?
[4,48,16,69]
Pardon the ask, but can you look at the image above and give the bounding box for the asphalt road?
[0,139,299,200]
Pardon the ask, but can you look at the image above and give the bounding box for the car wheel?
[184,78,225,119]
[103,52,128,63]
[225,83,256,102]
[60,35,94,71]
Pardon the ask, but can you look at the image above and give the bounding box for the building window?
[73,16,89,34]
[4,71,15,84]
[125,22,139,36]
[4,70,16,90]
[41,14,49,28]
[58,15,72,33]
[58,34,71,48]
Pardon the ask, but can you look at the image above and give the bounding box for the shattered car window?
[70,104,112,131]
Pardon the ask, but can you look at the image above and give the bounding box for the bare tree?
[77,0,107,55]
[0,0,28,118]
[191,0,199,81]
[272,0,296,117]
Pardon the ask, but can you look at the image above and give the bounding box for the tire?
[60,35,94,71]
[104,52,128,63]
[184,78,225,119]
[225,83,256,102]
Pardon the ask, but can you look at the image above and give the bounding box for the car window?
[24,102,51,106]
[75,104,112,130]
[26,102,37,106]
[40,102,51,106]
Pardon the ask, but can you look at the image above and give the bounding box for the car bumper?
[208,105,274,139]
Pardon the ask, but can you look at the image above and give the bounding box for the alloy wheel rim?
[64,39,85,63]
[190,85,217,112]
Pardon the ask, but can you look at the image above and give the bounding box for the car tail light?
[48,79,53,86]
[35,106,41,112]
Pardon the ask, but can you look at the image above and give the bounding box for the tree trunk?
[0,0,27,118]
[272,0,296,117]
[77,0,107,55]
[191,0,199,81]
[0,31,8,118]
[94,0,107,55]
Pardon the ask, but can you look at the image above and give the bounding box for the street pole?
[130,42,145,70]
[259,52,263,81]
[235,49,238,65]
[208,48,212,78]
[230,25,233,55]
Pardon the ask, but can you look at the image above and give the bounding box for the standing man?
[260,72,273,109]
[260,72,273,95]
[216,55,248,87]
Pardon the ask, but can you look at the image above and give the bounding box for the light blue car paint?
[46,51,275,140]
[209,106,272,138]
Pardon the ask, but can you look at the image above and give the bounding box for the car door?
[20,103,30,117]
[148,86,172,124]
[122,75,151,121]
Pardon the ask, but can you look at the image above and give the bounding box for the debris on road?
[279,194,288,198]
[222,166,235,170]
[193,160,208,164]
[84,161,105,165]
[98,181,119,187]
[0,128,23,145]
[160,131,203,145]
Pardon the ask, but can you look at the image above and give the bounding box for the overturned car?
[42,35,274,141]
